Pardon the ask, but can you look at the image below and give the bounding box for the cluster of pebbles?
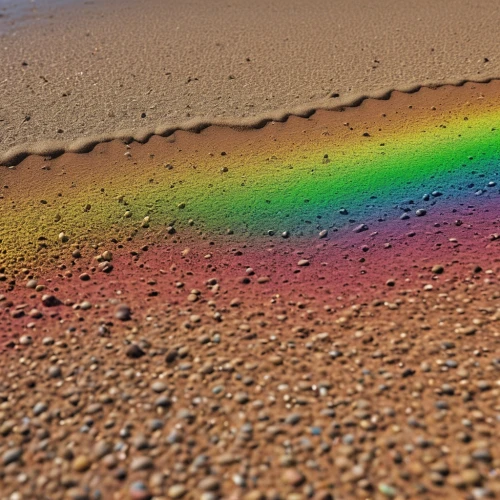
[0,273,499,500]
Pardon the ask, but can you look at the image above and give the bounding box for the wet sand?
[1,0,500,165]
[0,82,499,499]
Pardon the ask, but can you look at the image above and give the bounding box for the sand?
[1,0,500,165]
[1,81,500,499]
[1,2,500,499]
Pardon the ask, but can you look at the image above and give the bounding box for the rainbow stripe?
[0,83,499,310]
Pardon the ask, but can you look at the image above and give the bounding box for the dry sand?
[1,0,500,164]
[1,81,499,500]
[1,2,500,499]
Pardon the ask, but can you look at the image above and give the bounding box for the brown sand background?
[1,0,500,163]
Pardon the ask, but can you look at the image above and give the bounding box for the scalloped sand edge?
[2,76,499,167]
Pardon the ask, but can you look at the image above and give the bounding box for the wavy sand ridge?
[0,81,499,499]
[1,77,499,167]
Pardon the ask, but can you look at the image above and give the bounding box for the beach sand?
[1,0,500,164]
[1,1,500,499]
[1,80,500,499]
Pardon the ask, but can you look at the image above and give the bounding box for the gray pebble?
[3,447,22,465]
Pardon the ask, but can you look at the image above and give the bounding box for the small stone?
[115,305,132,321]
[353,224,368,233]
[33,401,48,416]
[285,413,302,425]
[151,381,168,393]
[73,455,92,472]
[3,447,22,465]
[235,392,249,404]
[432,265,444,274]
[58,232,69,243]
[282,469,305,487]
[216,453,241,465]
[297,259,310,267]
[19,335,33,345]
[476,380,491,391]
[98,261,113,273]
[416,209,427,216]
[471,449,492,462]
[319,230,328,238]
[130,456,154,471]
[244,491,265,500]
[198,476,220,491]
[126,344,145,359]
[129,481,151,500]
[41,294,60,307]
[48,365,62,378]
[26,279,38,289]
[93,440,112,459]
[461,469,482,486]
[155,396,172,408]
[29,308,43,318]
[168,485,187,499]
[378,483,396,497]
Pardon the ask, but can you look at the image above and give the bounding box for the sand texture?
[1,82,499,499]
[1,0,500,165]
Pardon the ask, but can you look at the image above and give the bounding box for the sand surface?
[1,0,500,163]
[1,2,500,499]
[0,82,500,499]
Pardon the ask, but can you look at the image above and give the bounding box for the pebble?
[3,447,22,465]
[282,469,305,487]
[297,259,310,267]
[285,413,302,425]
[471,449,492,462]
[415,209,427,216]
[33,401,48,416]
[26,279,37,289]
[130,456,154,471]
[48,365,62,378]
[126,344,145,358]
[378,483,397,497]
[19,335,33,345]
[461,468,482,486]
[73,455,92,472]
[151,381,168,393]
[168,485,187,498]
[155,396,171,408]
[353,224,368,233]
[115,305,132,321]
[235,392,249,404]
[129,481,151,500]
[93,440,112,459]
[431,264,444,274]
[41,294,60,307]
[197,476,220,491]
[29,308,43,318]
